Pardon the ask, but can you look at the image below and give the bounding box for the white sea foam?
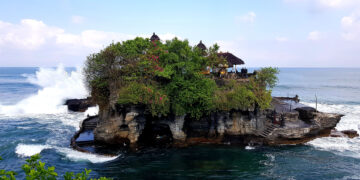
[15,144,117,163]
[303,102,360,159]
[85,106,99,117]
[245,145,255,150]
[56,147,118,163]
[0,65,88,115]
[307,137,360,159]
[15,144,51,157]
[303,102,360,133]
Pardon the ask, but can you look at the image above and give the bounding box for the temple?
[151,32,252,79]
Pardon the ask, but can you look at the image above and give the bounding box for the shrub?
[117,82,170,116]
[0,155,112,180]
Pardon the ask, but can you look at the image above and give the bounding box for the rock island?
[70,33,346,154]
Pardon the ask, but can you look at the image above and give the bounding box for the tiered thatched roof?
[150,32,160,41]
[196,40,207,51]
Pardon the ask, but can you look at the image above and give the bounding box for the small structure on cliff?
[217,52,244,67]
[196,40,207,51]
[150,32,160,41]
[194,40,250,79]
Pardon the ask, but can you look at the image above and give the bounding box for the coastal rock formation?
[330,129,359,138]
[341,130,359,138]
[70,97,344,150]
[64,97,95,112]
[94,106,146,145]
[266,112,343,144]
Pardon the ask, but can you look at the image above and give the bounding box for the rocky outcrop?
[72,97,345,152]
[94,106,146,145]
[65,97,95,112]
[295,106,316,120]
[330,129,359,138]
[341,130,359,138]
[266,112,343,144]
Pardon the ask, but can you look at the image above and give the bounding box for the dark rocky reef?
[70,96,346,153]
[330,129,359,138]
[64,97,95,112]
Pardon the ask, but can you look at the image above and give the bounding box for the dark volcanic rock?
[71,96,344,153]
[65,97,95,112]
[295,106,316,120]
[329,129,359,138]
[183,117,211,138]
[341,129,359,138]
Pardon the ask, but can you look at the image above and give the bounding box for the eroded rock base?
[71,97,345,153]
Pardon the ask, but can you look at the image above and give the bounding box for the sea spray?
[0,66,88,115]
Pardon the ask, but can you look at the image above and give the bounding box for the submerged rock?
[341,129,359,138]
[329,129,359,138]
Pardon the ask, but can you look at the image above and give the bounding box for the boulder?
[341,130,359,138]
[65,97,95,112]
[295,106,316,120]
[328,129,358,138]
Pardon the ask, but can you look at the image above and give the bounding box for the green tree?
[84,37,279,119]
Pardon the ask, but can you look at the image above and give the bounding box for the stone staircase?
[81,116,98,131]
[255,121,280,138]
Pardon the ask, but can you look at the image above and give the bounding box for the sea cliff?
[70,96,345,154]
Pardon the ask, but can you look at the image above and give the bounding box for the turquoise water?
[0,67,359,179]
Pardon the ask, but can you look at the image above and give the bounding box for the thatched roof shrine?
[217,52,245,67]
[196,40,207,51]
[150,32,160,41]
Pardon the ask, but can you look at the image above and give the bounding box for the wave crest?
[15,144,117,163]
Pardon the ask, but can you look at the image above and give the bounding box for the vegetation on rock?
[84,37,279,118]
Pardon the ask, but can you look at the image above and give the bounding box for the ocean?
[0,67,359,179]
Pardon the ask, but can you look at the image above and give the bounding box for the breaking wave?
[15,144,117,163]
[15,144,51,157]
[0,65,88,115]
[303,102,360,159]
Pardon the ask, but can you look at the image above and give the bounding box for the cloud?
[314,0,360,9]
[0,19,63,50]
[158,33,180,41]
[275,36,289,42]
[341,11,360,40]
[307,31,322,40]
[0,19,179,51]
[284,0,360,9]
[236,12,256,23]
[71,16,85,24]
[0,19,180,66]
[0,19,134,51]
[56,30,135,49]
